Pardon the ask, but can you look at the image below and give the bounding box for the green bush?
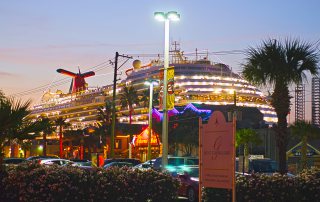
[5,163,320,202]
[202,168,320,202]
[295,167,320,201]
[0,162,179,202]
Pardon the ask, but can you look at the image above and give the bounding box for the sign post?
[200,111,235,201]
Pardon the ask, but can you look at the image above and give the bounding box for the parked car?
[133,159,155,170]
[177,166,199,202]
[103,162,133,169]
[70,159,92,167]
[236,158,294,176]
[39,158,76,166]
[103,158,141,167]
[26,155,60,161]
[3,158,27,166]
[152,156,199,171]
[236,158,278,174]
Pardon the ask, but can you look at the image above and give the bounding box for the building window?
[115,139,122,149]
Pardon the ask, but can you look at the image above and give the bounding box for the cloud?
[0,71,16,77]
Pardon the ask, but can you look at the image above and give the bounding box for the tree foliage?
[0,92,46,159]
[140,88,159,108]
[290,121,320,170]
[242,38,319,173]
[119,85,139,141]
[169,108,205,156]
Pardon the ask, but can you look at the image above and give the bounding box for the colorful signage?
[132,128,160,147]
[159,66,175,111]
[200,111,234,189]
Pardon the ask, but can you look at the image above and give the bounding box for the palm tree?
[0,92,48,159]
[119,85,139,158]
[119,85,140,125]
[236,128,262,172]
[169,108,201,156]
[290,121,320,171]
[20,140,32,158]
[54,117,70,158]
[0,96,31,134]
[140,88,159,108]
[39,118,55,156]
[242,38,319,173]
[0,94,32,160]
[97,100,112,150]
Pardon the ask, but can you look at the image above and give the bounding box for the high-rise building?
[312,77,320,127]
[295,84,305,122]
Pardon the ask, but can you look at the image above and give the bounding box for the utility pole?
[110,52,132,158]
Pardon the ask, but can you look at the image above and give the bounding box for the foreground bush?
[0,163,179,202]
[202,168,320,202]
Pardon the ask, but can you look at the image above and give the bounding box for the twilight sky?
[0,0,319,122]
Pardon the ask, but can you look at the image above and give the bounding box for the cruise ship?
[30,48,277,130]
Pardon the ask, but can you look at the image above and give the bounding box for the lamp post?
[144,80,158,160]
[154,11,180,169]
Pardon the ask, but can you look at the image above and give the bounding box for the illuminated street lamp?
[144,80,159,160]
[154,11,180,168]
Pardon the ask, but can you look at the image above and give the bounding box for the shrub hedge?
[0,163,179,202]
[1,163,320,202]
[202,167,320,202]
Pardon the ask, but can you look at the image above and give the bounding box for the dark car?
[249,159,278,173]
[177,166,199,202]
[103,158,141,167]
[39,158,76,166]
[26,155,60,161]
[3,158,27,166]
[103,162,133,169]
[153,156,198,171]
[133,159,155,170]
[236,158,279,174]
[70,159,92,167]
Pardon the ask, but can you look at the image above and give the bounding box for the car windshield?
[168,158,184,166]
[251,160,278,173]
[185,159,198,166]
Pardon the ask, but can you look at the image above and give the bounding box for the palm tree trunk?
[272,83,290,174]
[129,108,132,158]
[43,133,47,156]
[59,126,63,158]
[10,139,17,158]
[80,137,84,160]
[129,108,132,125]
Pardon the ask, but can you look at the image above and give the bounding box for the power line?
[10,57,126,97]
[128,49,245,58]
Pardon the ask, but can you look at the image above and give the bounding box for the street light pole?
[145,80,158,160]
[154,11,180,169]
[162,18,170,167]
[148,82,154,161]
